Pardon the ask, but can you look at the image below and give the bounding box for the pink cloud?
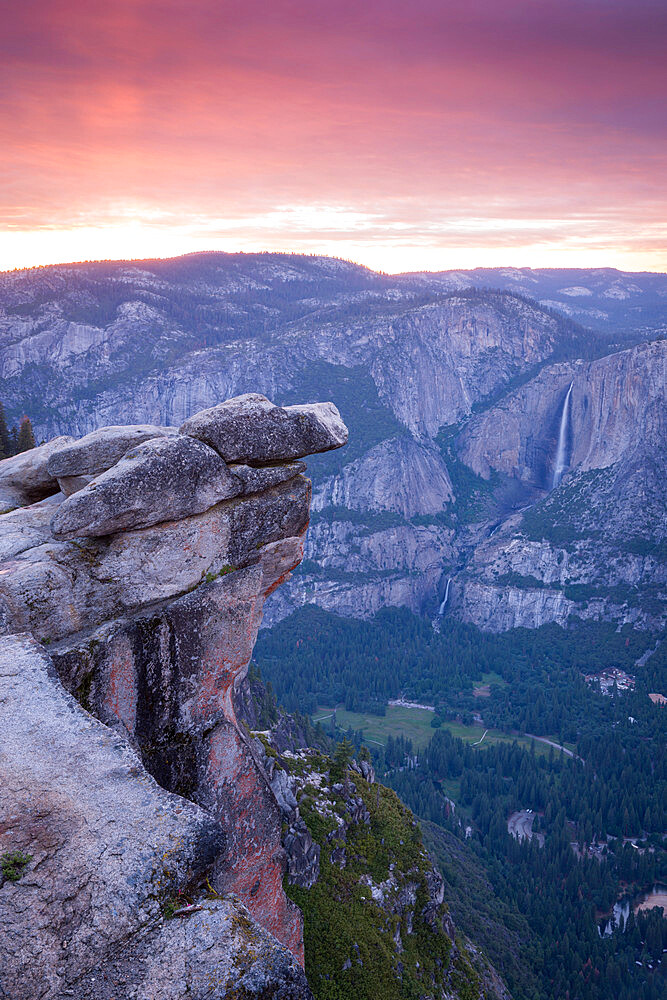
[1,0,665,268]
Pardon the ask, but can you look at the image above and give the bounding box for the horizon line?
[2,249,666,279]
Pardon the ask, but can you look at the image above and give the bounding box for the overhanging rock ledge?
[0,393,347,1000]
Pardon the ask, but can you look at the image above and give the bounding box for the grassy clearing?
[440,722,569,757]
[314,704,436,750]
[476,671,507,688]
[437,777,461,800]
[473,672,507,698]
[315,705,572,759]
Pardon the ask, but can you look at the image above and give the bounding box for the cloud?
[1,0,665,270]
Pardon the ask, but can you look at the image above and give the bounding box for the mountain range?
[1,252,665,633]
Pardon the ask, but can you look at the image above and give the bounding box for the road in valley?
[508,810,545,846]
[524,733,583,761]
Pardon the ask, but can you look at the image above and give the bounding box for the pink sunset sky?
[2,0,666,272]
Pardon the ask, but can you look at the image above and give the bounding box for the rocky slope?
[238,725,508,1000]
[0,252,664,633]
[0,394,347,999]
[450,339,666,630]
[402,266,667,340]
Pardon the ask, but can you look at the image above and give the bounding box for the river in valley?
[600,885,667,936]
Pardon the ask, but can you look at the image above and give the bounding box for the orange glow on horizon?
[1,1,665,273]
[2,222,666,276]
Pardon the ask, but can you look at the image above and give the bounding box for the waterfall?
[439,577,451,615]
[552,381,573,488]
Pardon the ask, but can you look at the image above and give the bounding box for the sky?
[1,0,666,273]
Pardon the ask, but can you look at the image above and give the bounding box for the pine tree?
[332,737,354,780]
[16,416,35,454]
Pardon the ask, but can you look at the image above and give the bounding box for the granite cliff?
[0,394,346,999]
[450,339,666,630]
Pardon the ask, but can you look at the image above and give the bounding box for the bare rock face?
[46,423,178,478]
[450,340,667,631]
[51,434,242,538]
[0,435,74,509]
[0,393,346,996]
[0,476,311,643]
[229,460,306,494]
[458,340,666,486]
[181,392,348,463]
[313,436,453,518]
[0,634,310,1000]
[57,473,94,496]
[72,898,313,1000]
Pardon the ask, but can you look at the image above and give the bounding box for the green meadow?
[315,703,570,758]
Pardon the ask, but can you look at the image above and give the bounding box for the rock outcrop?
[46,423,178,477]
[0,634,309,1000]
[50,434,244,538]
[0,393,347,999]
[181,393,348,463]
[0,435,74,511]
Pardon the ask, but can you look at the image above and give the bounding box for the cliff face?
[1,253,664,633]
[451,340,666,630]
[0,634,310,1000]
[4,299,563,451]
[458,340,666,485]
[0,394,347,999]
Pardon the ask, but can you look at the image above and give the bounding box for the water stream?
[552,381,574,488]
[439,577,451,616]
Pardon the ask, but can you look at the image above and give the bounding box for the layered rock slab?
[230,459,306,494]
[0,435,73,511]
[0,475,310,642]
[50,434,243,538]
[0,633,310,1000]
[181,392,348,463]
[46,422,178,478]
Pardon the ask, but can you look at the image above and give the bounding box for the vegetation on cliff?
[0,402,35,459]
[271,744,496,1000]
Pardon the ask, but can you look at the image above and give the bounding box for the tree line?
[387,731,666,1000]
[254,605,666,999]
[0,402,35,459]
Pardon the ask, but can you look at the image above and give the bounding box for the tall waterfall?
[552,381,574,488]
[439,577,451,615]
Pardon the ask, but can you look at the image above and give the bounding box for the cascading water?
[552,381,573,488]
[439,577,451,615]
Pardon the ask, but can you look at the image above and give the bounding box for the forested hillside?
[254,608,667,1000]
